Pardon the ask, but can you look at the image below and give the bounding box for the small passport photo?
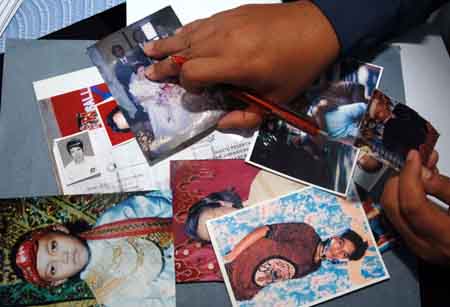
[0,191,175,307]
[207,187,389,307]
[87,6,227,164]
[355,89,439,170]
[54,130,101,185]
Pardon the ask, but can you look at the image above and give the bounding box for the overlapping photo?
[362,200,398,253]
[346,181,398,253]
[87,6,230,164]
[298,60,383,147]
[33,67,162,194]
[170,159,304,282]
[246,60,383,196]
[0,191,175,307]
[97,99,136,146]
[247,117,359,196]
[355,89,440,170]
[207,187,389,307]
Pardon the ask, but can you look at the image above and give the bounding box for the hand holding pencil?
[167,55,326,136]
[143,2,339,130]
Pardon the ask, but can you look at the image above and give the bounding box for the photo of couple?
[88,6,227,163]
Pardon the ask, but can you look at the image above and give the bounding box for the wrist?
[292,0,340,56]
[277,0,339,101]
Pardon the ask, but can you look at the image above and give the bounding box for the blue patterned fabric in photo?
[209,188,389,307]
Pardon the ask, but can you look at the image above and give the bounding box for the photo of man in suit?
[132,28,153,66]
[63,138,99,184]
[112,44,135,91]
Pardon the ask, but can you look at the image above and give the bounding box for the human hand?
[143,1,339,129]
[381,150,450,264]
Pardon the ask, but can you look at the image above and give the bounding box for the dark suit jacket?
[133,49,153,67]
[114,59,134,89]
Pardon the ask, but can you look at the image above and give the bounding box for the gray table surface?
[0,39,420,307]
[0,39,96,197]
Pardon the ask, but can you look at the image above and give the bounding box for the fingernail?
[422,167,432,180]
[406,150,416,161]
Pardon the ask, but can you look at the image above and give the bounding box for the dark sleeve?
[311,0,448,55]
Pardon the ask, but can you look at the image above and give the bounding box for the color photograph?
[170,159,304,282]
[247,117,359,196]
[208,187,389,307]
[0,191,175,307]
[88,6,228,163]
[55,131,100,185]
[355,89,440,170]
[246,61,384,196]
[300,60,383,146]
[97,99,135,146]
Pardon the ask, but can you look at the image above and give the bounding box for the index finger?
[143,35,190,59]
[144,19,204,58]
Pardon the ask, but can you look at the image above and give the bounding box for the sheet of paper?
[33,67,253,194]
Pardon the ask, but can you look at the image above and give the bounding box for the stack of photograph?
[0,4,442,307]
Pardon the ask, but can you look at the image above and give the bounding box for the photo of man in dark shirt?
[223,222,368,301]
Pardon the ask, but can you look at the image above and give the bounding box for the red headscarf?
[15,226,57,287]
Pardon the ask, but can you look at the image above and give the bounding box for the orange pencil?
[226,90,327,137]
[168,55,328,136]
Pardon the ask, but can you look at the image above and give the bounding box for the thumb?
[398,150,427,215]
